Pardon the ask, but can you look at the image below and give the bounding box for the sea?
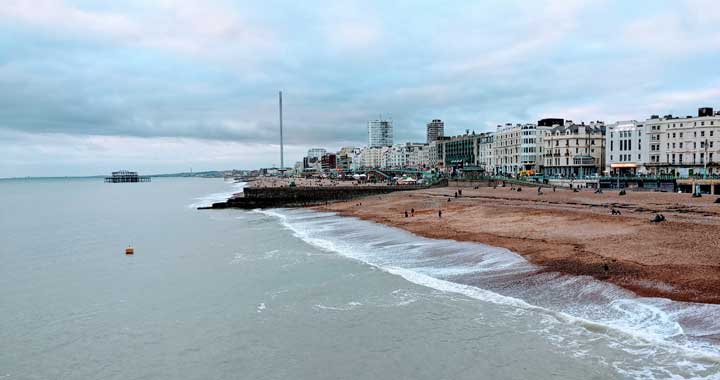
[1,177,719,380]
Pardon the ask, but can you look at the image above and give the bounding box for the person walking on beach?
[438,210,442,218]
[404,210,408,218]
[411,208,415,216]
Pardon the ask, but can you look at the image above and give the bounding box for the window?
[702,131,705,137]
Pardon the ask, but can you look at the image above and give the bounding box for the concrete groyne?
[200,185,431,209]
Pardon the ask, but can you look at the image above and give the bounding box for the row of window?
[649,120,718,130]
[609,139,640,152]
[610,154,641,162]
[667,130,715,139]
[610,130,642,138]
[666,153,714,164]
[665,141,715,149]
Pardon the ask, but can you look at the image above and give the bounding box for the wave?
[187,181,246,209]
[258,208,720,380]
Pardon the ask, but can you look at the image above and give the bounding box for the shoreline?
[314,186,720,304]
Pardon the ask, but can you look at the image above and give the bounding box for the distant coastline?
[0,171,226,181]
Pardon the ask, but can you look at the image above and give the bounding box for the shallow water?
[1,178,718,379]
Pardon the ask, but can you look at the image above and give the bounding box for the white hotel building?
[605,120,647,176]
[602,107,720,176]
[643,107,720,176]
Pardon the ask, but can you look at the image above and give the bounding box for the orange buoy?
[125,246,134,255]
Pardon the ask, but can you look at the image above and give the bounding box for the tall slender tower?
[279,91,284,171]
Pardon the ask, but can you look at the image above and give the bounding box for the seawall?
[201,185,432,209]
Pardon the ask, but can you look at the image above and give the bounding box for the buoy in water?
[125,246,134,255]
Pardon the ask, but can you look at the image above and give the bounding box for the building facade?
[306,148,327,160]
[404,143,430,169]
[361,146,386,168]
[320,153,337,171]
[368,120,393,148]
[426,119,444,144]
[435,132,494,174]
[519,123,541,172]
[543,122,606,177]
[605,120,646,175]
[644,107,720,176]
[494,124,520,175]
[477,133,495,173]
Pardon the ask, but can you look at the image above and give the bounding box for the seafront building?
[306,148,327,160]
[403,142,430,169]
[361,146,386,168]
[477,133,495,173]
[542,121,606,177]
[519,123,542,172]
[336,147,359,171]
[368,119,394,148]
[426,119,444,144]
[293,105,720,178]
[605,120,646,176]
[642,107,720,176]
[435,131,495,173]
[320,153,337,171]
[494,124,522,175]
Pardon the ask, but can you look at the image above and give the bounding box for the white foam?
[187,181,246,209]
[260,208,720,378]
[314,301,362,312]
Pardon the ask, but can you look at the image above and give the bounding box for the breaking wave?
[259,208,720,380]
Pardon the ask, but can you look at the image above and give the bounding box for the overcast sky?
[2,0,720,177]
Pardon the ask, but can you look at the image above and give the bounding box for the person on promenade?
[438,210,442,218]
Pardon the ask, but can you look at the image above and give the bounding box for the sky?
[2,0,720,177]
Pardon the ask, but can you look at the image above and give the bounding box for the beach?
[316,185,720,304]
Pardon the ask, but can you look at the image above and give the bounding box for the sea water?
[1,178,718,380]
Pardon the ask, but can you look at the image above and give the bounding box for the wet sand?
[316,186,720,304]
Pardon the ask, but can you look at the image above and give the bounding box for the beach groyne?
[201,185,429,209]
